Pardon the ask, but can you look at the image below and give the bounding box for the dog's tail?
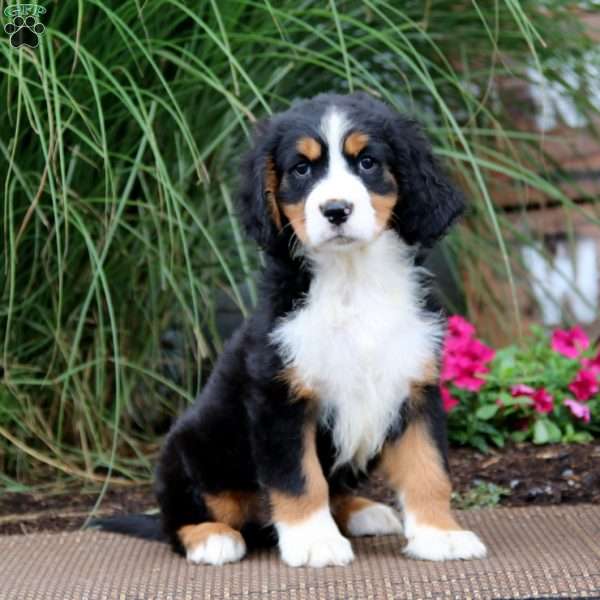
[89,514,165,542]
[90,514,278,551]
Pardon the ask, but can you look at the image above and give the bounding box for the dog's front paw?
[404,525,487,561]
[280,532,354,568]
[276,507,354,568]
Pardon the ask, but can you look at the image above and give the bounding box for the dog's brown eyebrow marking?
[344,132,369,157]
[296,137,322,161]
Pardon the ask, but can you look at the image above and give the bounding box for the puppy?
[96,92,487,568]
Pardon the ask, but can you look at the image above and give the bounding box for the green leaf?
[533,419,549,444]
[511,430,530,443]
[499,396,532,408]
[471,435,489,453]
[477,422,502,435]
[476,404,499,420]
[529,324,546,339]
[572,432,594,443]
[545,420,562,443]
[490,432,506,448]
[452,482,511,510]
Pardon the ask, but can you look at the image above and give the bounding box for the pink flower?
[441,317,495,392]
[447,315,475,340]
[551,326,590,359]
[532,388,554,414]
[508,384,553,414]
[510,384,536,397]
[568,369,599,402]
[582,351,600,375]
[441,386,459,412]
[454,373,488,392]
[564,398,591,423]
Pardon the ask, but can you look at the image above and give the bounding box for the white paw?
[186,533,246,565]
[347,503,403,537]
[404,526,487,561]
[276,506,355,568]
[281,532,354,568]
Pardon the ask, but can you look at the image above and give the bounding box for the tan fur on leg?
[379,420,458,531]
[378,420,487,560]
[271,422,354,567]
[204,491,262,530]
[270,422,328,524]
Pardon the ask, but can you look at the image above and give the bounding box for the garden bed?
[1,441,598,537]
[450,441,600,507]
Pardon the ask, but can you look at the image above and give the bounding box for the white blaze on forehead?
[303,107,376,248]
[320,108,350,172]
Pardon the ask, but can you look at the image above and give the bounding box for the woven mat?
[1,505,599,600]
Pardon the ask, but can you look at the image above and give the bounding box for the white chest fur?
[271,232,442,470]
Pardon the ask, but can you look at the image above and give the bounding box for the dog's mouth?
[313,232,365,251]
[330,234,355,245]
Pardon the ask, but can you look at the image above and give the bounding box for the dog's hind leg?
[331,495,403,537]
[182,490,266,564]
[157,452,256,565]
[156,410,263,566]
[178,522,246,565]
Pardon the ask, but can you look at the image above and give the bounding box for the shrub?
[444,317,600,452]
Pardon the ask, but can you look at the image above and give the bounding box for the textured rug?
[1,504,600,599]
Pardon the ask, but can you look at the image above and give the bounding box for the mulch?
[450,441,600,505]
[1,441,599,536]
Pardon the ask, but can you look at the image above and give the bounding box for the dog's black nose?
[320,200,353,225]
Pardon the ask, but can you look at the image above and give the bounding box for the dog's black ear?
[237,119,282,249]
[387,117,464,248]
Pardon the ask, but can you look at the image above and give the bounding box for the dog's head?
[238,93,464,254]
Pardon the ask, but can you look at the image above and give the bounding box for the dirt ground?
[1,441,599,536]
[450,441,600,505]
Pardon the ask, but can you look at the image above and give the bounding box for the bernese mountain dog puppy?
[96,92,487,568]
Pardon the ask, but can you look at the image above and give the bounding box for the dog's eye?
[358,156,377,172]
[292,162,311,177]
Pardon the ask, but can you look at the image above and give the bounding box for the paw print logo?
[4,14,45,47]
